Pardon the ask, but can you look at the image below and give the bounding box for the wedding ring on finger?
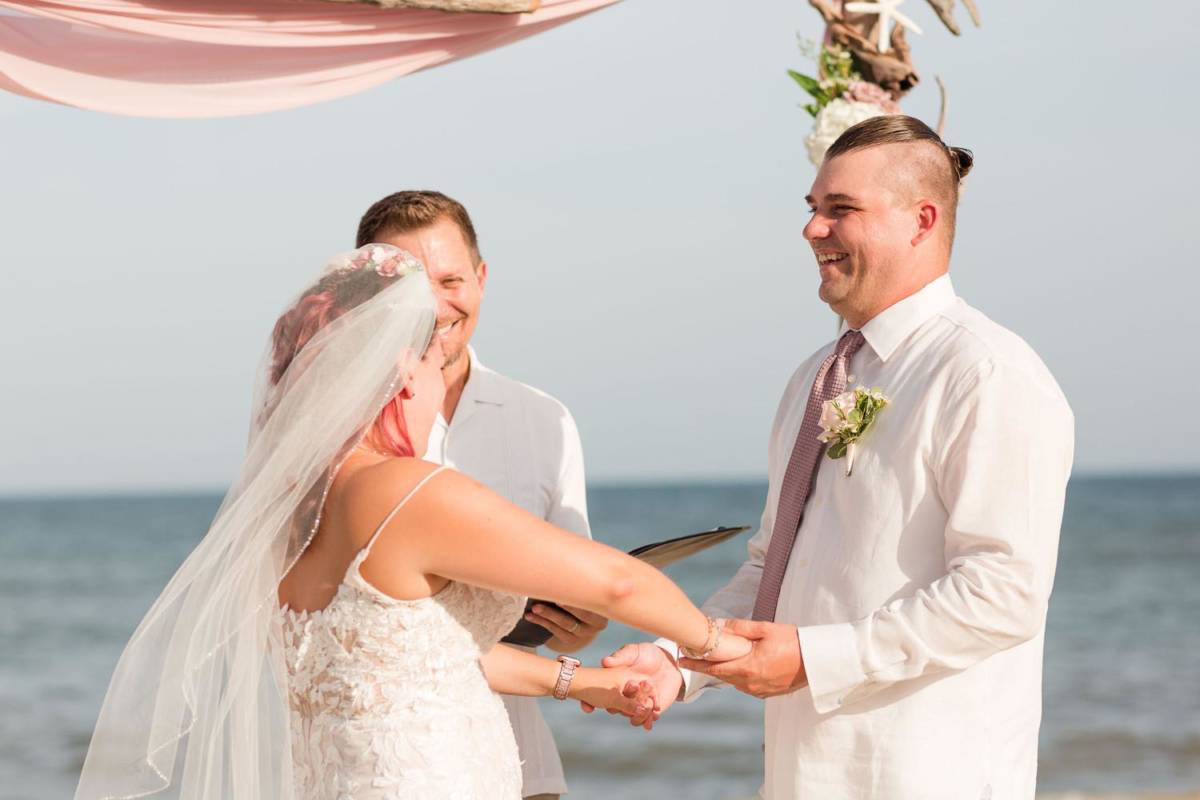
[569,619,581,634]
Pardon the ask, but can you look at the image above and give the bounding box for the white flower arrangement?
[817,386,890,476]
[789,45,899,166]
[805,98,890,165]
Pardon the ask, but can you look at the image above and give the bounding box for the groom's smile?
[816,251,848,265]
[803,142,943,328]
[813,247,854,297]
[816,250,849,277]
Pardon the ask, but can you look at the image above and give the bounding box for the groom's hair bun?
[825,115,973,249]
[948,146,974,181]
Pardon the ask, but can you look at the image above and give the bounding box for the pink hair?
[369,396,416,458]
[269,272,415,458]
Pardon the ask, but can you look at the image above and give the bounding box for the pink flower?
[343,244,422,278]
[845,81,901,114]
[348,250,374,271]
[376,254,407,277]
[373,250,422,278]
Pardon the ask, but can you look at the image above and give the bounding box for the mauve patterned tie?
[751,329,866,622]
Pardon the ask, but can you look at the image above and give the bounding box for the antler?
[923,0,981,36]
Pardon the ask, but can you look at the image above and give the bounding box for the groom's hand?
[678,619,807,699]
[580,643,683,729]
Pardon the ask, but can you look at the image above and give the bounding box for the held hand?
[677,618,807,699]
[704,623,753,662]
[580,643,683,730]
[568,666,659,730]
[526,603,608,652]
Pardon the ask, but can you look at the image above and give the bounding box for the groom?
[356,191,605,800]
[609,116,1074,798]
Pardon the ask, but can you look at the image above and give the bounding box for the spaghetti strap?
[362,465,448,556]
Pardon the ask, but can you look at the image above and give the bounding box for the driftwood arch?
[808,0,981,101]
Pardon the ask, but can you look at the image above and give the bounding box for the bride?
[75,244,749,800]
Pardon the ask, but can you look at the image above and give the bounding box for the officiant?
[355,191,604,800]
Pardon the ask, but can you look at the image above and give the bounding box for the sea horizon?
[2,467,1198,502]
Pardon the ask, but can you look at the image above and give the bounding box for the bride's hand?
[568,667,659,729]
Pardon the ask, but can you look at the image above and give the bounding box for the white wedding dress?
[280,467,526,799]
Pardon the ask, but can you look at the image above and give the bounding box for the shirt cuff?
[796,622,867,714]
[653,638,718,703]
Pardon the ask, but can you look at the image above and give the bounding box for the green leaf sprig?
[788,45,861,118]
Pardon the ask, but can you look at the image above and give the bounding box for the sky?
[1,0,1198,495]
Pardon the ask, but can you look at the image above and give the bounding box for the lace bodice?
[280,467,526,799]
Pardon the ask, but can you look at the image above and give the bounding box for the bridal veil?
[75,245,436,799]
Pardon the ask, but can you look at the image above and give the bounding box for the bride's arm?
[358,464,749,661]
[479,644,657,722]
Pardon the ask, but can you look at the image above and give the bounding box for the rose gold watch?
[552,655,581,700]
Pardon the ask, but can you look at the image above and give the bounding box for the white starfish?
[844,0,924,53]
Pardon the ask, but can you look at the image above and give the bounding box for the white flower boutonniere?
[817,386,890,476]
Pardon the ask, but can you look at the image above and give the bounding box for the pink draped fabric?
[0,0,618,117]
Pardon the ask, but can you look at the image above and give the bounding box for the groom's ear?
[475,260,488,293]
[910,200,940,248]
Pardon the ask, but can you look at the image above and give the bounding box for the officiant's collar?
[457,346,505,406]
[853,273,957,363]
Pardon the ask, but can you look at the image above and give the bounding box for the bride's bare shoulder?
[330,458,444,543]
[332,459,506,546]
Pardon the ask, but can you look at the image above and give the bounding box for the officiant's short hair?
[357,191,482,266]
[826,115,974,241]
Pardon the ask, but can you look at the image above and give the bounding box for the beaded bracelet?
[679,616,723,660]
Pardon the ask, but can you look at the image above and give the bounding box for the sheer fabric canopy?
[0,0,618,117]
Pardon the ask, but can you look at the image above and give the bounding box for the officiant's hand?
[526,603,607,653]
[580,643,683,729]
[678,619,807,699]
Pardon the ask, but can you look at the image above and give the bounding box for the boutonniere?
[817,386,890,476]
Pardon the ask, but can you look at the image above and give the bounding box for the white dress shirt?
[424,348,590,798]
[683,276,1074,799]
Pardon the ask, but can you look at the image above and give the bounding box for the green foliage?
[789,69,830,118]
[823,387,890,464]
[788,44,861,119]
[789,69,827,99]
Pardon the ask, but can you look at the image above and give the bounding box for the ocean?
[1,475,1197,799]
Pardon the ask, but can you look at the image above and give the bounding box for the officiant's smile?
[373,215,487,375]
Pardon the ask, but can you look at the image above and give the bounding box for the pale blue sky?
[1,0,1197,494]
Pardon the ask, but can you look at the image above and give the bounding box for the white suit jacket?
[681,276,1074,799]
[425,348,590,798]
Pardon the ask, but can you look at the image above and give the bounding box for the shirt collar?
[457,346,505,406]
[855,274,957,363]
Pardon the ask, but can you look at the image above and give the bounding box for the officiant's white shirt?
[424,348,589,798]
[683,276,1073,799]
